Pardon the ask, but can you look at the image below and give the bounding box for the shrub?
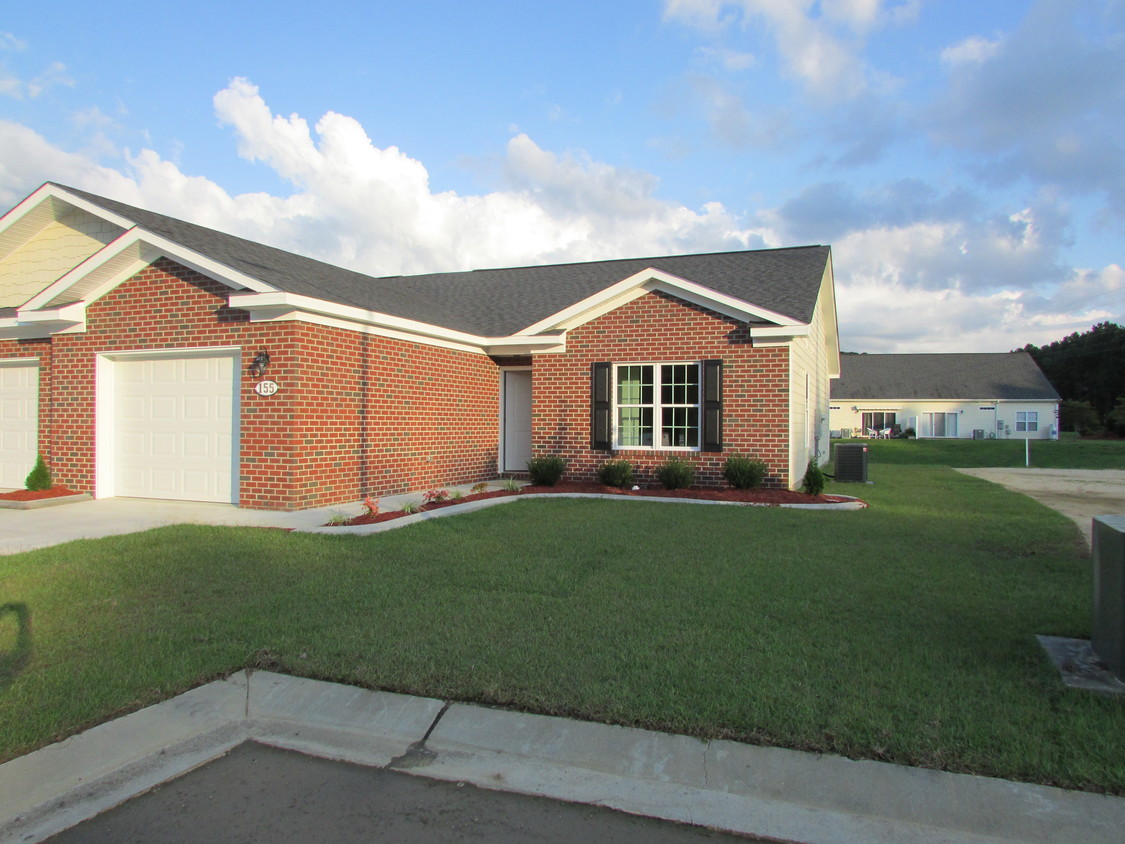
[722,454,767,489]
[503,479,522,492]
[598,459,634,488]
[401,501,419,515]
[362,495,379,517]
[422,489,450,505]
[527,455,566,486]
[655,457,695,490]
[801,461,826,496]
[25,454,51,491]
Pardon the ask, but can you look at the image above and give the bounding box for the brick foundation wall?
[16,258,500,510]
[530,290,792,488]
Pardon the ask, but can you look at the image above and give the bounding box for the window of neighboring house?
[1016,411,1038,432]
[925,412,959,438]
[591,360,722,452]
[861,411,896,432]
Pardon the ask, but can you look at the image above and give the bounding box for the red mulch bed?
[0,485,82,501]
[331,483,856,526]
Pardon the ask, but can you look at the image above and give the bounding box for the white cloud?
[0,32,26,52]
[940,35,1004,66]
[664,0,918,98]
[696,45,757,71]
[0,78,1118,355]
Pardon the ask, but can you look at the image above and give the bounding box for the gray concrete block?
[246,671,444,766]
[0,673,249,841]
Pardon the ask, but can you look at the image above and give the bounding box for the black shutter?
[591,362,612,450]
[702,359,722,452]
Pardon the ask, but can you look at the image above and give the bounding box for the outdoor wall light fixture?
[248,349,271,378]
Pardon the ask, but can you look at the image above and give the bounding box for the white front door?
[501,369,533,472]
[0,360,39,489]
[112,352,238,502]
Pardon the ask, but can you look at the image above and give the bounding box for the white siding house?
[829,352,1060,440]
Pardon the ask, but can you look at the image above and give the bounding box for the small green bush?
[801,460,826,496]
[655,457,694,490]
[722,454,767,489]
[597,459,634,488]
[25,454,51,491]
[527,455,566,486]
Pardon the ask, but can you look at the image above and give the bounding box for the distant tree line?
[1021,322,1125,436]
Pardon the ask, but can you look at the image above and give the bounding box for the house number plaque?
[254,380,279,397]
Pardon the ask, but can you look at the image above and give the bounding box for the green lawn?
[2,463,1123,794]
[833,435,1125,469]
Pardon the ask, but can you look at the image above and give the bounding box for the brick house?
[0,183,840,510]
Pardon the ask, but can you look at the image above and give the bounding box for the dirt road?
[955,468,1125,548]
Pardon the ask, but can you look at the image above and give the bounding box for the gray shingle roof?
[830,352,1060,401]
[54,184,830,338]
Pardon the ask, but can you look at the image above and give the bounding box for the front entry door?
[502,369,533,472]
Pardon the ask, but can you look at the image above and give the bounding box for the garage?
[0,359,39,489]
[106,350,239,503]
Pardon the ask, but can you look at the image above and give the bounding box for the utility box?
[973,429,985,439]
[834,443,868,483]
[1092,515,1125,679]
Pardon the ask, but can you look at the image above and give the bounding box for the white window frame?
[1016,410,1038,432]
[613,362,702,451]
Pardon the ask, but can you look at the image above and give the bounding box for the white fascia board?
[23,228,277,312]
[231,291,486,344]
[231,291,568,355]
[0,317,53,339]
[5,302,87,337]
[519,267,806,334]
[41,184,140,231]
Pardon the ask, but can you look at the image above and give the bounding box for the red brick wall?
[18,258,500,510]
[530,290,791,488]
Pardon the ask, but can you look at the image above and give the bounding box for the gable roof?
[1,183,834,353]
[830,352,1060,402]
[46,185,830,336]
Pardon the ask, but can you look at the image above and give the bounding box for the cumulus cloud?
[664,0,918,98]
[929,0,1125,216]
[208,78,768,274]
[0,77,1119,353]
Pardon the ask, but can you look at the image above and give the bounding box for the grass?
[834,435,1125,469]
[2,463,1123,794]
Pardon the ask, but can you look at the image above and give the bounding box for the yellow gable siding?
[0,209,122,308]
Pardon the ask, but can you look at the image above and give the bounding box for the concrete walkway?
[2,672,1123,843]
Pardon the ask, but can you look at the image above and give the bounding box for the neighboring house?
[0,183,840,509]
[829,352,1060,440]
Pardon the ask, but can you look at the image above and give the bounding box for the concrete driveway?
[955,468,1125,547]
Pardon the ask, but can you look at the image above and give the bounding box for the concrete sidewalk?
[0,482,514,555]
[2,672,1123,843]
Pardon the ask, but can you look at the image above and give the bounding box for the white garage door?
[114,352,238,503]
[0,360,39,489]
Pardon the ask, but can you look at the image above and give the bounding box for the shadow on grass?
[0,603,31,690]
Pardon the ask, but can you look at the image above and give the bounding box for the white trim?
[519,268,806,335]
[230,291,569,355]
[499,367,533,473]
[611,361,703,452]
[96,346,242,502]
[24,228,275,312]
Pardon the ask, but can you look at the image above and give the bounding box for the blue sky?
[2,0,1122,351]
